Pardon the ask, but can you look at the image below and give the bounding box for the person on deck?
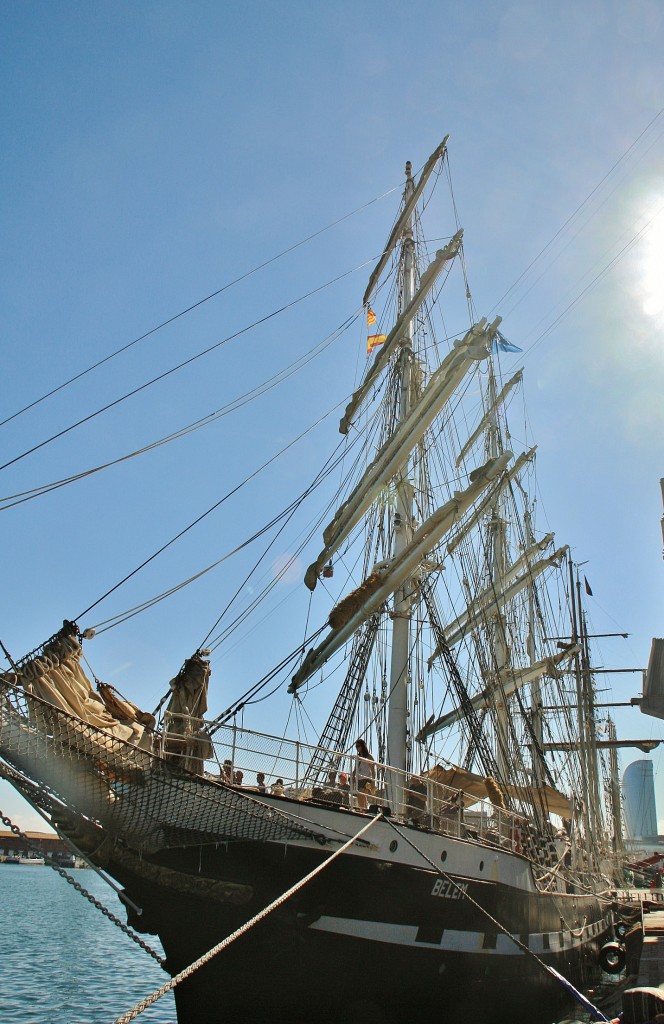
[354,738,375,810]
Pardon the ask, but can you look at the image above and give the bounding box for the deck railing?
[613,888,664,907]
[160,713,532,855]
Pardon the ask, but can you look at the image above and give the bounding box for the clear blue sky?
[1,1,663,831]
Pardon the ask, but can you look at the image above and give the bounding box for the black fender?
[598,941,626,974]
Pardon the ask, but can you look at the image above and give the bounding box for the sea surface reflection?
[0,863,177,1023]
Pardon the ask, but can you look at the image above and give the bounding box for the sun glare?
[637,201,664,318]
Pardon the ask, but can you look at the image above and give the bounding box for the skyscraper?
[622,759,658,839]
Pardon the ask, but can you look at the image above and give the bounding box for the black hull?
[108,832,612,1024]
[0,681,617,1024]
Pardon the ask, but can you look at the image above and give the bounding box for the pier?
[588,894,664,1024]
[0,828,77,866]
[614,887,664,990]
[636,907,664,989]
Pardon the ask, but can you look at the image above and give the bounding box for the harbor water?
[2,859,646,1024]
[0,863,176,1023]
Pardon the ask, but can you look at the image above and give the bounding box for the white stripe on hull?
[307,912,612,954]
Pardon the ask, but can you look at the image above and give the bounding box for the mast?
[660,477,664,558]
[487,363,511,783]
[569,558,593,865]
[386,161,416,780]
[606,717,625,872]
[577,576,604,870]
[525,506,545,788]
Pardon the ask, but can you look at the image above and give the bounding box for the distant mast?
[386,161,416,779]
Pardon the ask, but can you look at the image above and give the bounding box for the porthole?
[389,840,398,852]
[440,850,447,863]
[479,860,484,871]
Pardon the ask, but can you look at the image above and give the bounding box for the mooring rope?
[384,818,611,1023]
[110,811,383,1024]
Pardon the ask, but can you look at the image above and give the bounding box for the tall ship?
[0,138,644,1024]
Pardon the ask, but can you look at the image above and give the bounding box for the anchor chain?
[0,807,165,967]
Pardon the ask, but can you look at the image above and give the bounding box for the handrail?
[160,713,536,856]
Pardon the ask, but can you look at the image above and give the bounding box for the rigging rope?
[76,405,364,624]
[0,311,357,512]
[0,254,378,475]
[1,180,408,432]
[110,812,383,1024]
[197,418,363,650]
[520,202,664,358]
[208,622,328,731]
[489,103,664,318]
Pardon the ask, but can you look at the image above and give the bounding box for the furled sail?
[7,622,154,750]
[428,544,568,663]
[455,369,523,468]
[339,235,466,435]
[436,534,558,652]
[305,320,493,590]
[163,651,214,774]
[290,451,512,692]
[424,764,572,818]
[363,135,450,306]
[418,645,580,739]
[445,447,537,556]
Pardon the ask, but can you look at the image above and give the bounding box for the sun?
[637,200,664,318]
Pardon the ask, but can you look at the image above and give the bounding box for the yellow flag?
[367,333,387,355]
[366,308,377,327]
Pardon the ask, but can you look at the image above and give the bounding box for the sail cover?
[425,765,571,817]
[9,623,152,749]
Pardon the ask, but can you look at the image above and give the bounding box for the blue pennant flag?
[492,330,522,353]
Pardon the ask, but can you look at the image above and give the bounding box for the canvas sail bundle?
[6,623,153,750]
[305,319,495,590]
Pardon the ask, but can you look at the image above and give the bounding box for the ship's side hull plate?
[108,831,612,1024]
